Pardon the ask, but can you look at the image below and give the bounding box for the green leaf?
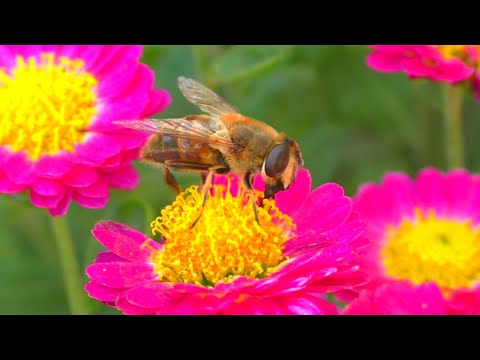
[211,45,293,84]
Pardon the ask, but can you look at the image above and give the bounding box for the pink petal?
[275,168,312,218]
[1,46,44,62]
[334,289,359,303]
[343,282,447,315]
[99,153,124,168]
[56,45,102,64]
[287,244,357,276]
[304,182,345,201]
[85,281,125,302]
[97,46,143,77]
[260,245,360,294]
[367,45,474,83]
[105,62,154,102]
[86,262,156,288]
[31,178,65,196]
[353,237,385,283]
[253,173,266,192]
[76,135,124,162]
[284,233,336,257]
[342,287,375,314]
[448,287,480,314]
[92,221,161,262]
[94,251,126,263]
[307,266,367,293]
[220,296,283,315]
[414,167,448,216]
[405,55,473,82]
[0,173,28,193]
[284,216,366,258]
[72,194,108,209]
[4,152,36,185]
[122,148,142,163]
[74,179,108,198]
[36,154,72,178]
[102,164,139,190]
[97,57,139,99]
[62,165,98,187]
[380,172,415,223]
[444,169,474,218]
[295,187,352,233]
[116,295,157,315]
[0,46,16,68]
[354,182,400,231]
[285,294,339,315]
[30,191,64,208]
[325,220,366,245]
[141,89,172,117]
[125,282,180,309]
[82,46,141,78]
[366,51,406,72]
[48,191,72,217]
[96,65,154,125]
[466,46,480,62]
[39,45,60,52]
[464,176,480,225]
[0,147,11,167]
[122,63,154,96]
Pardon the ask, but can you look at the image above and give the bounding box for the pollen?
[149,180,295,287]
[0,53,98,161]
[382,208,480,291]
[435,45,480,66]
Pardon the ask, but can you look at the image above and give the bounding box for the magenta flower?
[0,45,171,216]
[85,169,368,315]
[343,281,448,315]
[342,167,480,314]
[367,45,480,101]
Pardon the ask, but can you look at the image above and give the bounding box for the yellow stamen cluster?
[435,45,480,66]
[382,208,480,291]
[0,53,98,160]
[149,182,295,287]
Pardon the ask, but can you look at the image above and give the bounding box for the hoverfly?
[116,76,304,227]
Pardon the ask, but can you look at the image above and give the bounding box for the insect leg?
[190,170,214,229]
[200,172,207,187]
[243,172,260,225]
[163,167,182,195]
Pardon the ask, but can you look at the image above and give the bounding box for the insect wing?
[115,117,236,148]
[177,76,238,117]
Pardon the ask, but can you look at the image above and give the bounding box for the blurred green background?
[2,45,480,314]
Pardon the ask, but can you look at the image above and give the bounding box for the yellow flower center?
[382,208,480,291]
[0,53,98,160]
[435,45,480,66]
[149,181,295,287]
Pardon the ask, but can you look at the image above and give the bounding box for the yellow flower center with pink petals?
[149,182,295,287]
[0,53,98,160]
[435,45,480,66]
[382,208,480,291]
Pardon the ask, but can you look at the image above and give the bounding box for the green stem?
[443,84,465,169]
[51,216,90,315]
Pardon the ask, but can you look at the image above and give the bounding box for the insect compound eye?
[264,140,290,178]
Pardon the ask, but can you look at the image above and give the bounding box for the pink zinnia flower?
[85,169,368,315]
[343,281,448,315]
[0,45,171,216]
[342,167,480,314]
[367,45,480,100]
